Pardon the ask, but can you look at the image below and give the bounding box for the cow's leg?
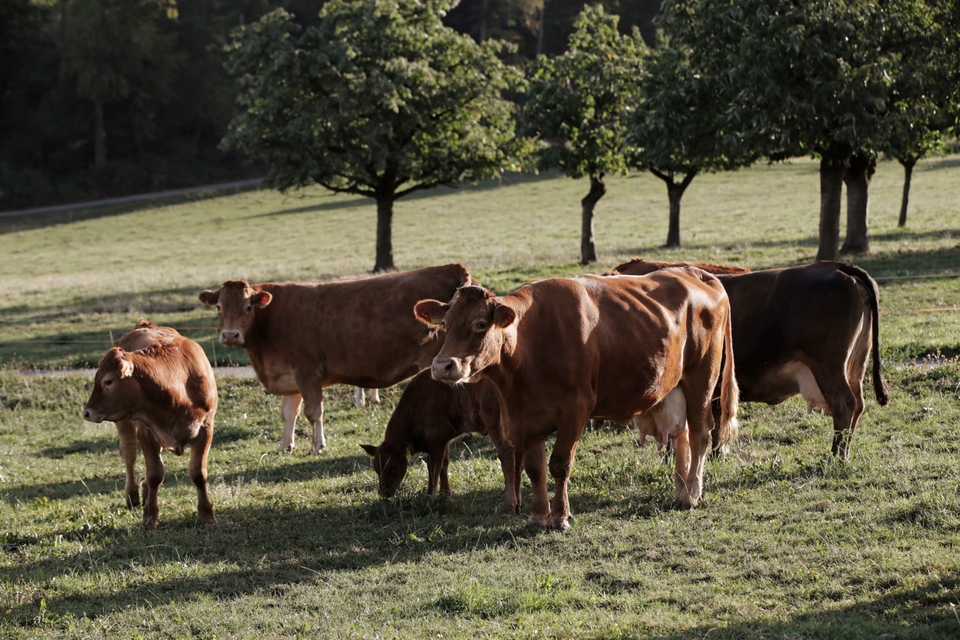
[301,389,326,454]
[138,428,164,529]
[115,420,140,508]
[546,419,585,531]
[672,425,692,505]
[525,442,550,527]
[354,387,366,408]
[438,445,452,497]
[368,388,380,404]
[814,369,859,460]
[709,399,725,456]
[677,392,713,510]
[426,445,450,497]
[279,394,302,452]
[189,420,216,525]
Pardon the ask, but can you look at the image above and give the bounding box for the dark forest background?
[0,0,662,211]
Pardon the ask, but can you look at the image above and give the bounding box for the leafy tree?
[61,0,181,171]
[520,5,644,264]
[223,0,525,272]
[661,0,906,260]
[627,34,755,248]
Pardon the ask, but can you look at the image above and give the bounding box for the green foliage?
[222,1,526,199]
[520,5,645,180]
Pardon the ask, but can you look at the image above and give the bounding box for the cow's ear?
[198,289,220,308]
[414,300,448,326]
[360,444,378,457]
[493,304,517,328]
[252,290,272,308]
[117,353,134,379]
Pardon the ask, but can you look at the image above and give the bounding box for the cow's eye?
[103,378,114,388]
[474,320,488,332]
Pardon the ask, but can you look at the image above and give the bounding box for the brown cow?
[614,258,890,458]
[361,369,503,498]
[82,319,217,529]
[414,269,739,531]
[198,264,475,453]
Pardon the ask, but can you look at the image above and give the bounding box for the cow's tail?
[836,263,890,406]
[715,300,740,453]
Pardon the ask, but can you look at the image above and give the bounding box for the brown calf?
[415,269,738,531]
[198,264,475,453]
[82,320,217,529]
[361,369,502,498]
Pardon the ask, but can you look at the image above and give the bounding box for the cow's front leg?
[301,390,326,453]
[526,442,550,527]
[116,420,140,508]
[546,421,586,531]
[189,418,216,525]
[354,387,366,408]
[138,429,164,529]
[279,394,302,452]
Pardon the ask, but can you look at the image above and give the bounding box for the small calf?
[82,320,218,529]
[362,369,500,498]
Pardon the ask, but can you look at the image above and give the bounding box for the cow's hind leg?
[189,418,216,525]
[279,394,302,452]
[302,390,326,453]
[116,420,140,508]
[138,429,165,529]
[815,369,860,461]
[676,390,713,509]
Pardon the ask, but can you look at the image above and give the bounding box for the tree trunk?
[652,169,696,248]
[536,4,546,58]
[580,174,605,265]
[898,156,916,227]
[840,152,876,255]
[374,197,396,273]
[479,0,489,42]
[58,1,67,86]
[815,151,850,261]
[93,98,106,172]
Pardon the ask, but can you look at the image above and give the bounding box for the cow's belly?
[255,364,299,395]
[749,360,831,414]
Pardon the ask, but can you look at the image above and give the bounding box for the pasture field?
[1,157,960,638]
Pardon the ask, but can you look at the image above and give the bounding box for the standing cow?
[361,369,503,499]
[198,264,476,453]
[82,319,217,529]
[614,259,889,458]
[414,268,739,531]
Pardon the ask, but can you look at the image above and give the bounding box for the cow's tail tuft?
[837,263,890,406]
[715,300,740,453]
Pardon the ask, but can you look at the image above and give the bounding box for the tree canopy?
[223,0,525,272]
[520,5,645,264]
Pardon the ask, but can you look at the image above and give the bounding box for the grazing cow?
[361,369,502,498]
[414,269,739,531]
[614,258,890,458]
[198,264,476,453]
[82,319,217,529]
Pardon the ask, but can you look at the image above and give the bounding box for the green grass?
[2,156,960,638]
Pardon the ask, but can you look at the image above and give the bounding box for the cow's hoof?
[141,517,158,530]
[546,514,571,532]
[125,493,140,509]
[525,514,550,528]
[199,511,217,525]
[309,444,326,455]
[278,442,295,453]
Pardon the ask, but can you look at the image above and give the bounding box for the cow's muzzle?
[219,330,243,347]
[82,407,104,423]
[431,356,469,383]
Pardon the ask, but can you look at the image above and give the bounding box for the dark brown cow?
[361,369,502,498]
[414,269,739,531]
[82,319,217,529]
[198,264,476,453]
[614,258,890,458]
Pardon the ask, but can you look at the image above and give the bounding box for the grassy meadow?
[2,157,960,638]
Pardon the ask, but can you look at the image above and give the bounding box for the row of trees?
[227,0,960,271]
[0,0,662,210]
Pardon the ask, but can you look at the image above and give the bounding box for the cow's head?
[414,285,517,384]
[198,280,272,348]
[360,442,414,497]
[82,347,139,423]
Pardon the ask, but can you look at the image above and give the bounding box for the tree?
[61,0,180,171]
[519,5,644,264]
[222,1,524,273]
[627,34,755,248]
[661,0,905,261]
